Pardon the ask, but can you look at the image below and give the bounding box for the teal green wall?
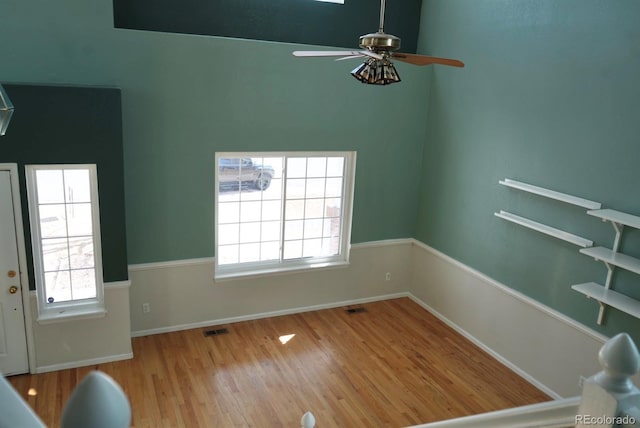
[0,0,429,264]
[5,0,639,339]
[0,85,128,288]
[416,0,640,338]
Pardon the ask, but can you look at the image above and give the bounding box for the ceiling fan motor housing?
[359,32,401,52]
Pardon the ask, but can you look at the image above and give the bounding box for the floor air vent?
[345,307,367,314]
[203,328,229,337]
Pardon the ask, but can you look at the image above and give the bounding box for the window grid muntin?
[34,169,97,304]
[27,164,104,311]
[215,152,352,274]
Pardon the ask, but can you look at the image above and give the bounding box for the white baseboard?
[407,293,562,399]
[34,352,134,374]
[131,292,410,337]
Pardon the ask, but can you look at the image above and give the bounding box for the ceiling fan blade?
[335,55,364,62]
[391,52,464,67]
[293,50,368,58]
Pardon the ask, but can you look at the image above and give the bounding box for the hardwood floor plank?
[8,298,551,427]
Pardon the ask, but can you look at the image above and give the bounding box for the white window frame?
[215,151,356,280]
[25,164,106,323]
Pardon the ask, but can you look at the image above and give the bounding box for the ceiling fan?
[292,0,464,85]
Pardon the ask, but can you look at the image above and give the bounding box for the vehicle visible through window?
[218,157,275,191]
[215,152,356,279]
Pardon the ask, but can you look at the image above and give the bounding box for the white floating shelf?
[579,246,640,275]
[572,282,640,320]
[587,209,640,230]
[499,178,602,210]
[495,210,593,248]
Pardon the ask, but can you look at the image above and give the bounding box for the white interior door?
[0,171,29,375]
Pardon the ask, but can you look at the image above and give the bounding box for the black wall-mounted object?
[113,0,422,54]
[0,84,129,289]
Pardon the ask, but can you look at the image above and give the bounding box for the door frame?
[0,163,36,374]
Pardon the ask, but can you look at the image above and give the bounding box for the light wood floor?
[9,298,550,427]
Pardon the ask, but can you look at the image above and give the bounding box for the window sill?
[214,260,350,282]
[36,305,108,325]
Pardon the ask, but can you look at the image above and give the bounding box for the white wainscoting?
[128,240,414,336]
[29,282,133,373]
[410,240,607,398]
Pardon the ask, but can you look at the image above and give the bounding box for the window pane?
[262,221,281,241]
[326,177,343,198]
[323,237,340,255]
[325,198,342,217]
[71,269,97,300]
[307,157,326,178]
[261,200,281,222]
[283,240,302,259]
[306,178,326,198]
[218,223,239,245]
[240,201,262,222]
[42,238,69,271]
[36,170,64,204]
[218,202,240,224]
[285,199,305,220]
[239,243,260,263]
[240,188,263,201]
[66,203,93,237]
[287,158,307,178]
[68,237,95,269]
[305,199,324,219]
[284,220,303,240]
[239,222,261,244]
[218,244,239,265]
[326,157,344,177]
[304,219,324,239]
[263,178,282,200]
[303,238,323,258]
[45,270,71,303]
[64,169,91,203]
[324,217,342,242]
[286,178,305,199]
[39,204,67,238]
[260,241,280,261]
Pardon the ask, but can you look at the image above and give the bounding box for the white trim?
[33,352,134,374]
[214,151,356,280]
[128,257,215,272]
[24,164,105,319]
[406,292,562,400]
[410,239,609,345]
[350,238,413,249]
[0,163,38,374]
[104,279,131,289]
[131,292,409,337]
[126,239,413,272]
[29,279,131,296]
[214,260,350,282]
[410,396,580,428]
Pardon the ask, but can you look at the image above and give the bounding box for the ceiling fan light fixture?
[350,58,401,85]
[0,83,15,136]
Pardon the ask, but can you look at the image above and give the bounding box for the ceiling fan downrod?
[379,0,386,32]
[359,0,400,53]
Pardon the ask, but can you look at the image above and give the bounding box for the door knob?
[9,286,18,294]
[7,270,16,278]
